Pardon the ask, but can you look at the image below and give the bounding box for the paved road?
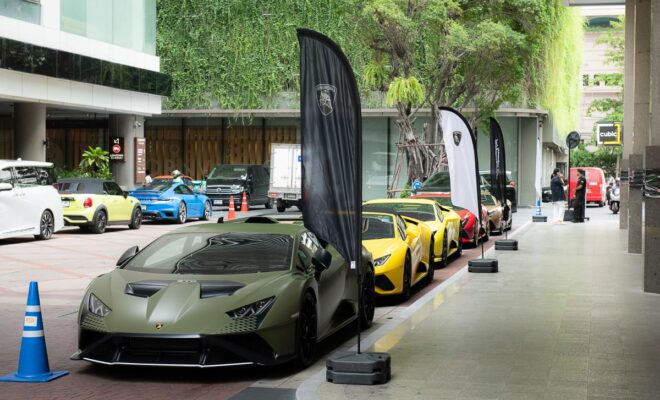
[0,204,539,399]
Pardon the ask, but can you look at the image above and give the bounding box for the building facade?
[0,0,169,186]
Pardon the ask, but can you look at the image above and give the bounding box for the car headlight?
[88,293,112,317]
[230,184,244,192]
[373,254,391,266]
[227,297,275,320]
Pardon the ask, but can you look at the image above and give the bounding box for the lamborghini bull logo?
[315,84,337,116]
[453,131,462,146]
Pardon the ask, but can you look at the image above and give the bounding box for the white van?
[0,160,64,240]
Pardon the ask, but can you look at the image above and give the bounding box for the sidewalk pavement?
[301,206,659,400]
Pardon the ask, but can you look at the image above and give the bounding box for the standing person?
[144,169,152,184]
[573,168,587,223]
[172,169,183,184]
[551,168,566,224]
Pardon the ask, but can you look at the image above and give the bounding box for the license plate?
[61,200,69,208]
[284,194,297,200]
[213,200,223,205]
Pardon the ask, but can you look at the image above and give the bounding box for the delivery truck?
[268,143,302,212]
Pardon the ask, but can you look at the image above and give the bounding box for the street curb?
[295,219,534,400]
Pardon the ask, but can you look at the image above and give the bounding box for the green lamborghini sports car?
[71,216,375,368]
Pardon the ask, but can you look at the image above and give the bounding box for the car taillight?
[83,197,93,208]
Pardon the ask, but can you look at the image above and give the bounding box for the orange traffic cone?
[227,195,236,220]
[240,192,249,213]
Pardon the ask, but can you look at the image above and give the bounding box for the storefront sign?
[596,123,621,146]
[110,137,124,161]
[134,137,146,183]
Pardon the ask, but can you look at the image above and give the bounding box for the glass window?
[174,185,193,195]
[208,165,248,180]
[142,180,171,192]
[300,231,321,254]
[103,181,123,196]
[395,216,407,240]
[60,0,156,55]
[14,166,37,187]
[0,167,13,185]
[0,0,41,25]
[363,202,436,222]
[124,232,294,274]
[362,214,395,240]
[35,167,55,185]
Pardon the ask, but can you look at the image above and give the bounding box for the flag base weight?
[495,239,518,250]
[532,215,547,222]
[468,258,498,273]
[326,351,391,385]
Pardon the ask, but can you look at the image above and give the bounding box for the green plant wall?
[537,4,584,138]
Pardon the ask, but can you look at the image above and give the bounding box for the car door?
[104,181,132,221]
[0,167,22,237]
[174,184,201,216]
[397,215,422,269]
[302,231,348,334]
[13,166,42,233]
[101,182,122,222]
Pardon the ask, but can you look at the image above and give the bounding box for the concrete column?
[651,1,660,146]
[620,158,629,229]
[14,103,46,161]
[644,147,660,293]
[109,114,144,190]
[629,0,651,254]
[628,154,643,254]
[621,0,635,229]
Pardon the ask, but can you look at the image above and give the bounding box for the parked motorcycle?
[609,186,620,214]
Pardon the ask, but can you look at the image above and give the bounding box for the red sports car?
[412,192,489,247]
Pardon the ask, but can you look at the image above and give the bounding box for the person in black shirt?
[551,168,566,223]
[573,169,587,222]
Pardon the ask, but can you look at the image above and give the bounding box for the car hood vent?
[125,280,245,298]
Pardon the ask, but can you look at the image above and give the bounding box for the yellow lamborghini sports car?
[363,198,462,269]
[362,212,429,300]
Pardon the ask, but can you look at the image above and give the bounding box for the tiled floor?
[307,207,660,399]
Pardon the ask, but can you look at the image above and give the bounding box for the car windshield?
[123,232,293,274]
[419,172,450,191]
[362,214,395,240]
[208,165,248,180]
[481,194,497,206]
[364,203,435,222]
[141,179,173,192]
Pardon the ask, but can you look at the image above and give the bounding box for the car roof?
[165,220,307,236]
[0,159,53,169]
[154,175,193,179]
[57,178,112,183]
[365,198,438,206]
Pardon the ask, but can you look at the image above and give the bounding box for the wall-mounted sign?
[596,123,622,146]
[110,137,125,161]
[134,137,146,183]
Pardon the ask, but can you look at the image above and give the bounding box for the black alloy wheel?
[295,292,318,368]
[360,267,376,328]
[265,199,272,209]
[201,201,212,221]
[35,210,54,240]
[401,254,412,301]
[276,200,286,213]
[128,208,142,229]
[90,210,107,234]
[176,203,187,224]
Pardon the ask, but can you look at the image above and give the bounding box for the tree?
[79,146,111,178]
[354,0,571,188]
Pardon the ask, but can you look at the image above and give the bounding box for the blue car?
[129,181,212,223]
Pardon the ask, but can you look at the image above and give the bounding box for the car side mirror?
[117,245,139,266]
[0,182,13,191]
[312,248,332,280]
[123,191,128,198]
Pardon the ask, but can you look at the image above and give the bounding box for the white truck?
[268,143,302,212]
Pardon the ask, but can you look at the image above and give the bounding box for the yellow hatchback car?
[363,198,462,268]
[57,178,142,233]
[362,211,429,300]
